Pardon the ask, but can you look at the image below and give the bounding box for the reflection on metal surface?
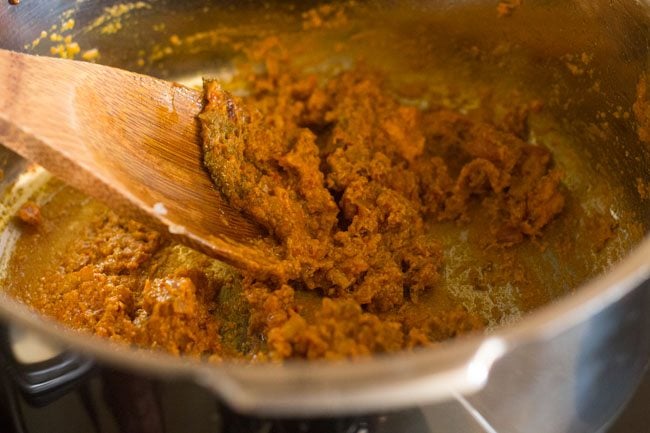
[9,326,63,364]
[453,392,499,433]
[466,339,507,387]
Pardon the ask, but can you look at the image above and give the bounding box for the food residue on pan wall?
[24,3,152,60]
[81,48,101,62]
[49,35,81,60]
[24,13,99,61]
[633,75,649,144]
[637,178,650,200]
[563,52,595,78]
[497,0,523,18]
[86,2,151,35]
[302,3,350,30]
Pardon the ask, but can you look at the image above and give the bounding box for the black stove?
[0,367,437,433]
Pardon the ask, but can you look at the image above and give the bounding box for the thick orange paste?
[7,43,566,362]
[197,57,563,360]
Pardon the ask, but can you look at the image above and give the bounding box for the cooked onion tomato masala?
[6,40,570,362]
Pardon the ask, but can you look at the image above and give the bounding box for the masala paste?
[6,47,566,362]
[198,61,564,360]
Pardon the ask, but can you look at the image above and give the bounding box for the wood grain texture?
[0,49,278,273]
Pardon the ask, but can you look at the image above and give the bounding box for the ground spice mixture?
[199,54,564,359]
[6,36,567,362]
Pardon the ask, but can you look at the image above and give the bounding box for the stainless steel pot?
[0,1,648,432]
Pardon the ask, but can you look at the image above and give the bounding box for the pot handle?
[0,324,94,407]
[195,337,508,415]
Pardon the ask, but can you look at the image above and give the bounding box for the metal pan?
[0,1,648,432]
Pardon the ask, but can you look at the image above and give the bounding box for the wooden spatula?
[0,49,277,275]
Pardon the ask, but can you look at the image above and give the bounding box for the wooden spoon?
[0,49,277,275]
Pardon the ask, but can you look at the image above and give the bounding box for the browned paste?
[6,38,568,362]
[198,55,564,359]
